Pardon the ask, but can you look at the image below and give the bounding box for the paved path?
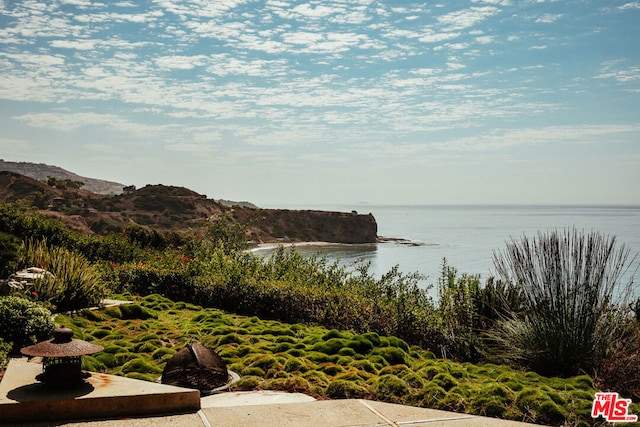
[8,397,546,427]
[1,359,546,427]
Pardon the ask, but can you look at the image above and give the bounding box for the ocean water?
[254,205,640,290]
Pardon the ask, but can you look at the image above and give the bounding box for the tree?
[206,212,249,253]
[0,232,20,278]
[488,228,637,377]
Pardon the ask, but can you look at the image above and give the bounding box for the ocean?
[253,205,640,291]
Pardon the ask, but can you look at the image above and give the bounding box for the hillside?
[0,170,377,244]
[0,159,126,195]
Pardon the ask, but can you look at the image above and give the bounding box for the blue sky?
[1,0,639,208]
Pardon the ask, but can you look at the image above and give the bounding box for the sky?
[1,0,639,208]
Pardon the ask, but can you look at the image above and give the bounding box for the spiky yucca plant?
[488,229,637,377]
[18,239,108,312]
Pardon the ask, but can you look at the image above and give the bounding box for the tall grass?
[18,239,108,312]
[488,229,637,377]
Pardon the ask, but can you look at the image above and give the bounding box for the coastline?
[249,241,377,252]
[249,237,428,253]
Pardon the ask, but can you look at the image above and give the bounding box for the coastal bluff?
[0,168,377,245]
[232,208,377,244]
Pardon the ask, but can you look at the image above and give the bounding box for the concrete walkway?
[1,358,547,427]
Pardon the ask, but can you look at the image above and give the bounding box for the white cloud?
[597,63,640,83]
[0,52,66,67]
[437,6,501,31]
[447,60,466,70]
[619,2,640,10]
[60,0,100,8]
[286,3,339,19]
[472,0,510,4]
[447,42,470,50]
[281,31,325,45]
[50,39,97,50]
[475,35,495,44]
[330,10,371,25]
[418,29,460,43]
[155,55,208,70]
[14,112,174,138]
[535,13,562,23]
[206,55,289,77]
[434,125,640,151]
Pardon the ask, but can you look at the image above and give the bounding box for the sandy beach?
[249,241,374,252]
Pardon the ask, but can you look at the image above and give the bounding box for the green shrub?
[79,309,105,321]
[266,376,311,393]
[135,340,161,353]
[345,336,374,354]
[0,338,11,369]
[371,347,408,365]
[103,306,123,319]
[432,372,458,391]
[119,304,157,320]
[0,231,20,278]
[326,379,369,399]
[418,384,447,407]
[115,352,137,365]
[233,375,265,390]
[120,357,162,374]
[0,204,73,251]
[46,294,607,426]
[437,391,467,412]
[516,388,567,425]
[319,363,344,376]
[82,355,107,372]
[437,260,484,361]
[95,352,118,368]
[0,296,54,353]
[311,338,348,355]
[351,359,378,375]
[18,239,108,312]
[125,372,158,382]
[480,396,510,418]
[372,374,409,402]
[151,347,175,361]
[490,229,637,377]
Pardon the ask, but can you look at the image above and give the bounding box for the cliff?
[0,170,377,244]
[232,208,377,244]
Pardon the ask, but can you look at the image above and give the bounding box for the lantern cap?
[21,327,103,357]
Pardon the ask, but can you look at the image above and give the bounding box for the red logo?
[592,392,637,422]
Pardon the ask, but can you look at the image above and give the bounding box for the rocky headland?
[0,163,377,245]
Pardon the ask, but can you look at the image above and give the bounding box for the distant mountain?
[0,159,126,195]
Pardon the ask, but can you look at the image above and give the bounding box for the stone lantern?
[21,327,103,387]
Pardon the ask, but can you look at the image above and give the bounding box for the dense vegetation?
[59,294,612,426]
[1,202,639,426]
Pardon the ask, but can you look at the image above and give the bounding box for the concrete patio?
[0,358,547,426]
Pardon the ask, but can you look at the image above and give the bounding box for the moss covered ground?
[55,294,633,426]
